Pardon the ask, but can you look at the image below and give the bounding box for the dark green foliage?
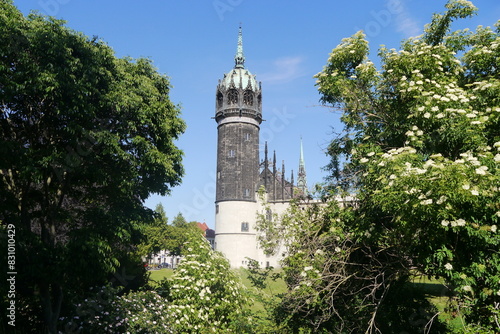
[0,2,184,332]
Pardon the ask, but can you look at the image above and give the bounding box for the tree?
[0,2,185,332]
[138,207,201,261]
[272,0,499,332]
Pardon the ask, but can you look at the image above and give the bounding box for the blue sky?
[15,0,500,228]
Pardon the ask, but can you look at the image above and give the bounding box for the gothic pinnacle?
[234,25,245,69]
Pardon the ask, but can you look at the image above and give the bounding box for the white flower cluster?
[441,219,466,227]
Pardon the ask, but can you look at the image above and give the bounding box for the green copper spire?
[234,25,245,69]
[297,137,308,195]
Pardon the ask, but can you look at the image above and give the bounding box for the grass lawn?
[147,267,286,311]
[148,268,174,286]
[147,267,285,291]
[410,275,465,331]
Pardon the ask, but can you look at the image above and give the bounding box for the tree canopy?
[269,1,500,332]
[0,2,185,332]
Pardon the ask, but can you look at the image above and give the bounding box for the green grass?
[146,267,286,312]
[148,268,174,286]
[235,268,286,312]
[410,275,465,331]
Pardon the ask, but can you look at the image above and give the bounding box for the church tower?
[214,27,262,267]
[214,26,262,202]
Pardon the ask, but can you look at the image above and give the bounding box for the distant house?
[146,222,215,268]
[147,249,181,269]
[197,222,215,249]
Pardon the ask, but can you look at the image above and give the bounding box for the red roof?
[196,222,209,232]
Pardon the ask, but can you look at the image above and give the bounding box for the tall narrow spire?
[297,138,308,195]
[264,142,268,189]
[234,25,245,69]
[281,160,285,200]
[273,150,277,201]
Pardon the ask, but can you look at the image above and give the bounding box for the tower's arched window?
[217,91,223,108]
[227,89,238,105]
[257,93,262,107]
[243,90,253,106]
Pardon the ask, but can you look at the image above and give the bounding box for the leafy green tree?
[138,208,201,261]
[0,2,185,332]
[313,0,499,332]
[267,1,499,332]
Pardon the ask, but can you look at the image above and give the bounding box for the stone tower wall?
[216,120,259,202]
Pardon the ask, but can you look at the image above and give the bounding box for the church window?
[241,222,249,232]
[243,90,253,105]
[244,188,250,197]
[257,93,262,107]
[266,209,272,221]
[227,89,238,105]
[217,91,223,108]
[244,133,251,141]
[228,149,235,158]
[216,204,219,214]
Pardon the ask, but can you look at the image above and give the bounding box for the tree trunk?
[40,282,63,334]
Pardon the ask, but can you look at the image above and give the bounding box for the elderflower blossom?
[437,196,447,204]
[492,225,498,233]
[445,263,453,270]
[475,166,488,175]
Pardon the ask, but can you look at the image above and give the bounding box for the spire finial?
[299,137,305,168]
[235,25,245,69]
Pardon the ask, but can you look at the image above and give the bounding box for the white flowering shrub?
[60,285,172,333]
[310,0,500,332]
[168,232,249,333]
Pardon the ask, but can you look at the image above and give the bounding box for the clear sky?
[14,0,500,228]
